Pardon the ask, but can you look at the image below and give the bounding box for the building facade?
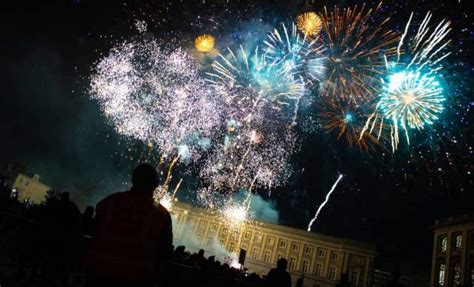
[431,216,474,287]
[12,173,50,204]
[170,201,375,287]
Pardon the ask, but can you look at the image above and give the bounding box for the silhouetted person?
[85,163,172,287]
[82,205,95,237]
[266,258,291,287]
[337,273,351,287]
[295,277,303,287]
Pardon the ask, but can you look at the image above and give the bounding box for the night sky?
[1,0,473,278]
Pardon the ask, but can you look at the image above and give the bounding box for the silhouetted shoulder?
[96,191,126,208]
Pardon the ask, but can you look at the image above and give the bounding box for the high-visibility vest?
[86,191,172,280]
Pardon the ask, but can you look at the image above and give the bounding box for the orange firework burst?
[296,12,323,37]
[319,3,399,105]
[317,99,385,151]
[195,34,215,53]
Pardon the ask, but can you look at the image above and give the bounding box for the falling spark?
[307,174,344,232]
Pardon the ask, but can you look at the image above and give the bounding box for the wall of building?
[170,201,375,287]
[431,217,474,287]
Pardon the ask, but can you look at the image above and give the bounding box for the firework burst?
[319,3,399,105]
[90,40,225,166]
[362,12,451,152]
[195,34,215,53]
[263,23,326,87]
[296,12,323,38]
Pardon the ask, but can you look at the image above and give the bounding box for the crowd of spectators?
[0,176,290,287]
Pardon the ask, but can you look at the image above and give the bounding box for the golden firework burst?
[296,12,322,37]
[194,34,215,53]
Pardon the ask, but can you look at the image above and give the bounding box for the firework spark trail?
[307,174,344,232]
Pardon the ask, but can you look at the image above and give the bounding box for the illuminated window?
[210,223,218,232]
[329,266,337,280]
[251,248,260,260]
[263,250,272,263]
[453,264,461,286]
[331,252,339,261]
[200,221,208,231]
[315,263,323,276]
[304,245,313,255]
[267,237,275,246]
[318,248,326,258]
[438,263,446,286]
[244,231,251,240]
[292,243,300,252]
[351,270,360,286]
[207,236,214,247]
[455,234,463,250]
[289,257,297,270]
[302,260,310,273]
[279,240,287,248]
[440,237,447,253]
[229,242,236,253]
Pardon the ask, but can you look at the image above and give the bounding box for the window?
[351,270,360,286]
[329,266,337,280]
[289,257,297,270]
[304,245,313,255]
[315,263,323,276]
[292,243,300,252]
[331,252,339,261]
[197,233,203,241]
[219,237,225,246]
[302,260,310,273]
[279,240,287,248]
[251,248,260,260]
[263,250,272,263]
[267,237,275,246]
[255,233,262,243]
[221,227,229,235]
[229,242,236,253]
[210,223,218,232]
[244,231,251,240]
[198,221,207,231]
[207,236,214,247]
[440,236,447,253]
[453,263,461,286]
[438,263,446,286]
[241,243,248,251]
[454,234,463,250]
[318,248,326,258]
[277,253,284,260]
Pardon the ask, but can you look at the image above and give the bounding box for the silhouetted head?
[198,249,205,257]
[60,192,70,201]
[276,258,288,270]
[132,163,159,193]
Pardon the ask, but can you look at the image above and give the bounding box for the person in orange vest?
[85,163,172,287]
